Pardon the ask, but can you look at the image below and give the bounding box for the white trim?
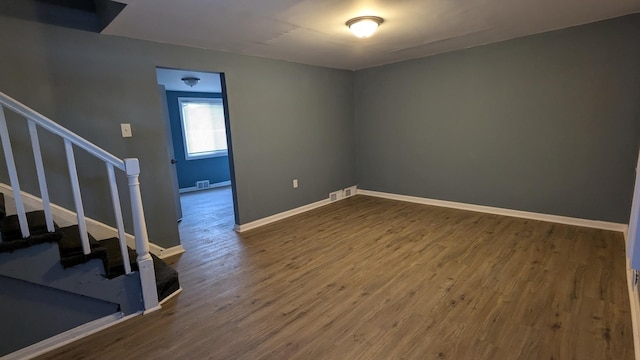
[142,305,162,315]
[179,180,231,193]
[357,189,628,232]
[156,245,186,259]
[0,183,175,258]
[0,311,141,360]
[625,230,640,360]
[235,198,332,232]
[159,287,183,306]
[627,261,640,360]
[627,149,640,267]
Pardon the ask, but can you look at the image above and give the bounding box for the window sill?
[185,151,228,160]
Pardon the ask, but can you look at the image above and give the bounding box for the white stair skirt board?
[179,180,231,193]
[1,311,141,360]
[357,189,628,233]
[0,183,185,259]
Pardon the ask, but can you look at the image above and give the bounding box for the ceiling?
[156,68,222,93]
[106,0,640,70]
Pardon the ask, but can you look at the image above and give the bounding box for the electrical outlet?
[293,179,298,188]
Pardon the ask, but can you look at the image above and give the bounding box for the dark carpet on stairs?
[0,193,179,302]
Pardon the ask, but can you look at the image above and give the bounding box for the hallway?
[178,186,235,245]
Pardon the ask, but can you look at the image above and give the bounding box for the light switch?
[121,123,132,138]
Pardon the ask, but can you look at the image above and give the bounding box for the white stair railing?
[0,92,159,311]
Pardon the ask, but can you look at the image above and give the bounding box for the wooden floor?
[37,189,634,359]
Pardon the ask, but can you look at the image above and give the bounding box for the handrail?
[0,91,158,312]
[0,92,125,170]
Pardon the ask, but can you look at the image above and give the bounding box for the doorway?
[155,67,238,231]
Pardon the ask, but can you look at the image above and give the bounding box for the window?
[178,97,228,160]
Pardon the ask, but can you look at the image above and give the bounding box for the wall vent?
[344,186,357,197]
[329,190,343,202]
[196,180,210,189]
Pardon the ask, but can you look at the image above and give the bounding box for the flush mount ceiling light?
[181,77,200,87]
[346,16,384,38]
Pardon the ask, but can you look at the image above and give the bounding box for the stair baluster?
[64,139,91,255]
[0,105,29,239]
[106,163,131,274]
[27,120,55,232]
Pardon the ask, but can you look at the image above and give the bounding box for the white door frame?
[628,148,640,268]
[157,84,183,222]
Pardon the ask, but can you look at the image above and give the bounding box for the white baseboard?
[235,198,332,232]
[0,183,182,259]
[1,311,141,360]
[155,245,186,259]
[159,287,183,306]
[358,189,628,233]
[235,185,358,232]
[179,180,231,194]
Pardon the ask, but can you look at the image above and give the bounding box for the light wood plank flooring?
[37,190,633,359]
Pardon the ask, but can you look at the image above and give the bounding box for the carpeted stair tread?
[0,205,181,302]
[1,210,52,241]
[57,225,108,268]
[0,193,6,220]
[0,210,62,252]
[0,196,180,306]
[98,238,180,300]
[0,231,62,252]
[152,254,180,302]
[99,237,138,279]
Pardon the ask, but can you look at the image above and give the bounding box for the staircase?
[0,92,180,358]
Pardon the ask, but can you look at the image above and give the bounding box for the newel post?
[125,158,159,312]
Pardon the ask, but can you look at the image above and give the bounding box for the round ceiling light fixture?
[346,16,384,38]
[181,77,200,87]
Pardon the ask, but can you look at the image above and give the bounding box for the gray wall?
[355,14,640,223]
[0,16,356,247]
[0,12,638,248]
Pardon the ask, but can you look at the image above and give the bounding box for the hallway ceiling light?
[181,77,200,87]
[346,16,384,38]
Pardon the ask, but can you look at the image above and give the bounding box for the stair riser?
[0,242,144,314]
